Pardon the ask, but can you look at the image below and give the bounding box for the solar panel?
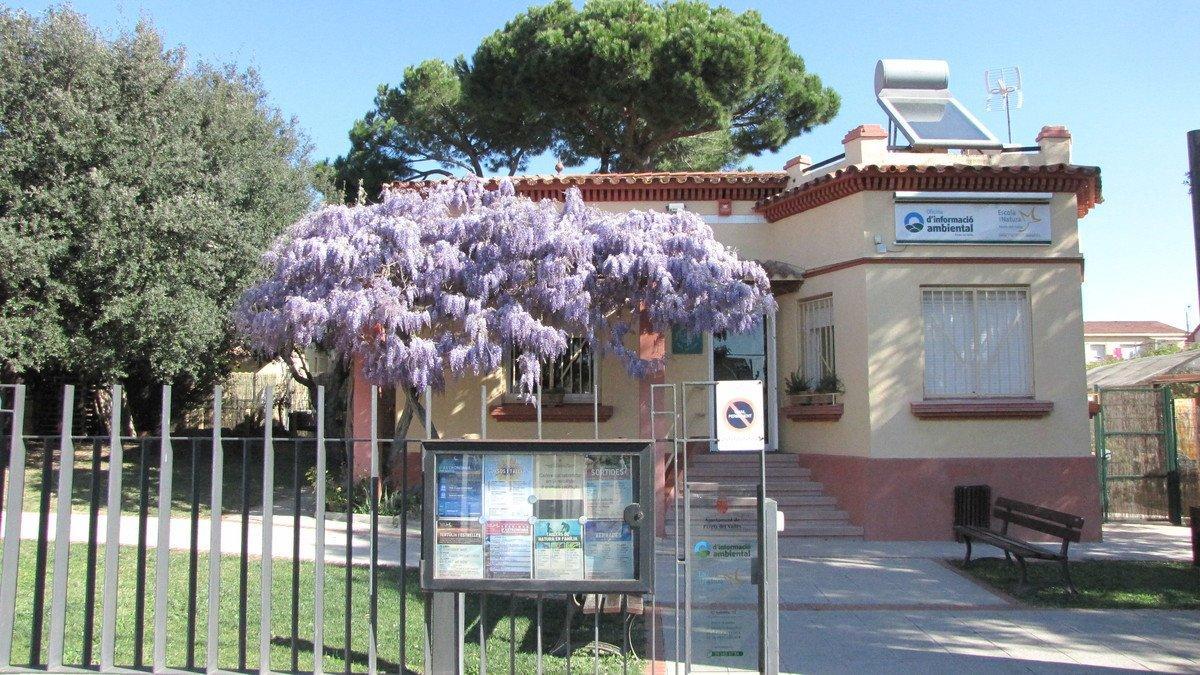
[875,60,1002,150]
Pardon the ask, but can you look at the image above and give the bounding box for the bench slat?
[954,526,1063,560]
[993,509,1083,542]
[994,497,1085,529]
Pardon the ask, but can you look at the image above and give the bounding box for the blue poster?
[483,454,535,519]
[534,519,584,579]
[437,454,482,518]
[584,520,634,579]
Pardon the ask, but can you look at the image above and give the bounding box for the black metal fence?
[0,383,649,673]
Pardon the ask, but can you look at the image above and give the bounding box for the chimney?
[783,154,811,185]
[1036,125,1072,164]
[842,124,888,165]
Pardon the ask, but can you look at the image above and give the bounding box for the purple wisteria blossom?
[236,178,775,394]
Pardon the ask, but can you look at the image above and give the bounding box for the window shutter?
[922,287,1032,398]
[799,297,835,382]
[922,289,976,397]
[975,289,1031,396]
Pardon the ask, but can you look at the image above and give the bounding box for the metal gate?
[1093,386,1181,523]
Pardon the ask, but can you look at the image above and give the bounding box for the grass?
[5,539,643,673]
[955,557,1200,609]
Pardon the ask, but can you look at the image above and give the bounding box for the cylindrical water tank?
[874,59,950,94]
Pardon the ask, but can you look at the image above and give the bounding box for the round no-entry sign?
[714,380,764,452]
[724,399,755,429]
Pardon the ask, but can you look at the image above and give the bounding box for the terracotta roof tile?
[387,171,788,191]
[755,163,1103,221]
[1084,321,1187,336]
[386,171,790,204]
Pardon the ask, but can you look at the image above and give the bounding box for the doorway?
[711,312,777,449]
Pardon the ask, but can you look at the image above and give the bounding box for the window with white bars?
[921,287,1033,398]
[798,296,836,384]
[506,337,595,401]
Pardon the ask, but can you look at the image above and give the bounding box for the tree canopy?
[236,178,774,398]
[0,7,315,428]
[330,0,839,200]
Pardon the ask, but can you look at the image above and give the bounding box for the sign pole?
[425,386,464,675]
[1188,130,1200,315]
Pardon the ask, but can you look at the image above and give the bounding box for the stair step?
[686,465,811,478]
[691,454,801,466]
[666,493,838,509]
[666,507,850,523]
[779,524,863,538]
[683,480,826,493]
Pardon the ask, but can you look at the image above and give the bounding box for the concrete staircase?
[666,452,863,539]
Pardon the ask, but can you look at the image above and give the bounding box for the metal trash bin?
[953,485,992,541]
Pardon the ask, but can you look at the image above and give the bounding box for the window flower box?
[783,401,844,422]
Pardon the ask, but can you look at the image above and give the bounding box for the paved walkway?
[652,522,1200,673]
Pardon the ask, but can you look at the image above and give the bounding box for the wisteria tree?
[236,178,774,437]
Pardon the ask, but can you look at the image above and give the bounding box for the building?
[1084,321,1188,362]
[356,60,1105,541]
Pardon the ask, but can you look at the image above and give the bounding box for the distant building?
[1083,321,1188,361]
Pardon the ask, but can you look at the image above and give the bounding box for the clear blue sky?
[12,1,1200,328]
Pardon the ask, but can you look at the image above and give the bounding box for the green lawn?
[955,557,1200,609]
[6,540,644,673]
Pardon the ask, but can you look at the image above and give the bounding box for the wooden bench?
[955,496,1085,594]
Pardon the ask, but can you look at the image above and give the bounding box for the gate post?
[1164,387,1182,525]
[758,492,780,675]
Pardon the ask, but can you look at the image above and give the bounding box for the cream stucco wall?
[863,262,1089,459]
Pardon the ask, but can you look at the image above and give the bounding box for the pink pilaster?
[349,355,373,480]
[638,317,669,536]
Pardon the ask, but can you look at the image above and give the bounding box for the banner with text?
[894,201,1051,244]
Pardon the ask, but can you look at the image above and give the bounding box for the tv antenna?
[984,66,1023,144]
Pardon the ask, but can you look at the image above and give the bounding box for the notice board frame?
[421,439,655,594]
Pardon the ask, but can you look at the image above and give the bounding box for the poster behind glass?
[432,451,638,583]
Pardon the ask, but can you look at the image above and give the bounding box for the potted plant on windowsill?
[540,386,566,407]
[783,370,811,407]
[813,373,844,405]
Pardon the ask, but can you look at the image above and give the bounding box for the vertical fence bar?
[593,597,601,675]
[31,423,55,665]
[620,596,628,675]
[479,594,488,675]
[593,359,599,440]
[313,387,326,675]
[509,593,517,675]
[238,439,250,670]
[187,439,200,670]
[343,438,353,675]
[535,595,543,675]
[132,437,150,668]
[291,438,301,673]
[422,386,432,675]
[208,391,224,673]
[48,385,76,670]
[259,386,275,674]
[0,384,26,668]
[100,384,124,671]
[536,382,543,439]
[368,386,379,674]
[153,386,173,672]
[81,437,102,666]
[398,430,409,673]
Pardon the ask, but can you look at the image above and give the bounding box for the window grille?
[798,296,836,384]
[507,337,595,401]
[922,287,1032,398]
